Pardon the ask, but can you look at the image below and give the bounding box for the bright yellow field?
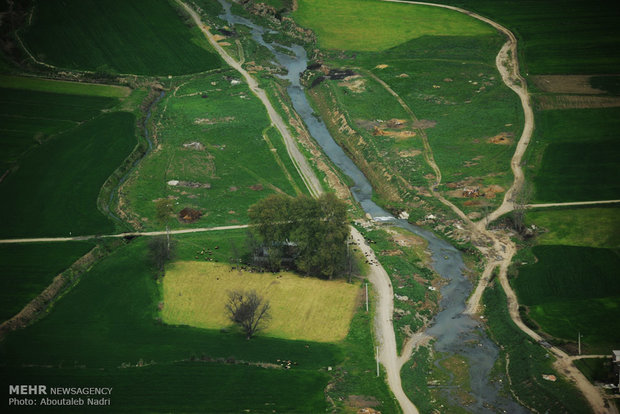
[161,261,361,342]
[294,0,493,51]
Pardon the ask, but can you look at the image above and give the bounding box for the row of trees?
[248,193,350,279]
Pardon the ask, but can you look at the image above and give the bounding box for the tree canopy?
[248,193,349,279]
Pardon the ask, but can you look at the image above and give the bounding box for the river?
[218,1,527,412]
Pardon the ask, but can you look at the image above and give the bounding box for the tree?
[225,290,271,339]
[148,235,175,278]
[512,184,533,234]
[248,193,349,279]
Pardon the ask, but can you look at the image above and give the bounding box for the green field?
[0,111,136,238]
[482,281,591,413]
[307,32,522,214]
[0,242,93,322]
[513,245,620,352]
[22,0,221,75]
[527,207,620,248]
[294,0,493,51]
[0,87,118,171]
[0,75,131,97]
[122,72,307,229]
[428,0,620,75]
[526,107,620,202]
[0,236,341,412]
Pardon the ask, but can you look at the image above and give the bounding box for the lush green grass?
[22,0,220,75]
[526,107,620,202]
[513,245,620,352]
[527,206,620,248]
[0,237,341,369]
[0,242,93,322]
[0,362,329,413]
[308,33,522,214]
[162,261,359,342]
[0,112,136,238]
[0,87,118,170]
[294,0,493,51]
[590,75,620,96]
[123,72,306,229]
[0,75,131,97]
[428,0,620,75]
[483,281,591,413]
[0,236,342,412]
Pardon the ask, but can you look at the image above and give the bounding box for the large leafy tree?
[248,193,348,279]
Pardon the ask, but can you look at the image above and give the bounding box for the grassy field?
[0,242,93,322]
[22,0,221,75]
[122,72,306,229]
[0,75,131,97]
[428,0,620,75]
[526,107,620,202]
[0,361,330,413]
[0,87,118,171]
[513,245,620,352]
[162,261,360,342]
[307,32,522,215]
[527,206,620,248]
[294,0,493,51]
[0,111,136,238]
[482,281,591,413]
[0,236,343,411]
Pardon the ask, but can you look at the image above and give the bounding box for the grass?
[426,0,620,75]
[513,245,620,353]
[574,357,616,384]
[0,87,118,171]
[307,32,521,215]
[0,362,330,413]
[0,235,344,412]
[122,72,306,229]
[527,206,620,248]
[294,0,493,51]
[162,261,360,342]
[0,75,131,97]
[482,281,591,413]
[524,107,620,202]
[0,242,93,322]
[22,0,221,75]
[0,111,137,238]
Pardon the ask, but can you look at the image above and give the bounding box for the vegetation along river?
[219,1,527,412]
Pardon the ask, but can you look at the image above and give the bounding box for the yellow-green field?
[161,262,361,342]
[294,0,493,51]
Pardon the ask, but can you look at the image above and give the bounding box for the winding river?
[218,1,526,412]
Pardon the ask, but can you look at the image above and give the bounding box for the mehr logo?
[8,385,47,395]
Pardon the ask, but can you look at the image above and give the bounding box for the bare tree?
[513,184,533,234]
[225,290,271,340]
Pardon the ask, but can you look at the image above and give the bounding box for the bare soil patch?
[411,119,436,130]
[374,64,389,69]
[487,132,513,145]
[194,116,235,124]
[167,180,211,189]
[338,75,367,93]
[178,207,203,223]
[249,184,263,191]
[399,149,421,158]
[532,75,604,94]
[182,141,205,150]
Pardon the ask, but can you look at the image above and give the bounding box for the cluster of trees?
[248,193,350,280]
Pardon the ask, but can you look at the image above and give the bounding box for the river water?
[218,1,527,412]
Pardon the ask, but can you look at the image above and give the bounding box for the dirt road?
[527,200,620,209]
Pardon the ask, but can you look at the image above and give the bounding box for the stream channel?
[219,1,527,412]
